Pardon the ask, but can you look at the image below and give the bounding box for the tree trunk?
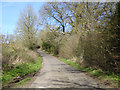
[63,25,65,32]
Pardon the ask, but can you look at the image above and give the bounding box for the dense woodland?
[1,2,120,87]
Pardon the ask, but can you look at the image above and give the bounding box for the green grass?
[2,56,42,87]
[58,57,120,87]
[12,77,30,88]
[17,77,30,85]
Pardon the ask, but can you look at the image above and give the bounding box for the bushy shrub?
[59,34,80,59]
[42,41,59,55]
[2,43,36,70]
[38,29,62,55]
[75,31,120,73]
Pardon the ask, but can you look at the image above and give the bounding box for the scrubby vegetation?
[1,5,42,88]
[2,38,42,87]
[2,56,42,87]
[1,35,43,87]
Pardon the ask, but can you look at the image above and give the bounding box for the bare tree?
[64,2,116,33]
[39,2,68,32]
[16,5,38,49]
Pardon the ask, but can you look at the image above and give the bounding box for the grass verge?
[12,77,30,88]
[2,56,42,87]
[58,57,120,87]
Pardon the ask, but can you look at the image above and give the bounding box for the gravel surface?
[27,50,112,89]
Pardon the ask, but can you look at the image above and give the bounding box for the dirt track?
[26,50,112,89]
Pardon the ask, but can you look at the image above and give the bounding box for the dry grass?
[2,43,37,69]
[27,50,38,59]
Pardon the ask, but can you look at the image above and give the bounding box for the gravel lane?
[28,50,111,89]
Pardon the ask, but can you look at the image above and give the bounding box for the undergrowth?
[2,56,42,87]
